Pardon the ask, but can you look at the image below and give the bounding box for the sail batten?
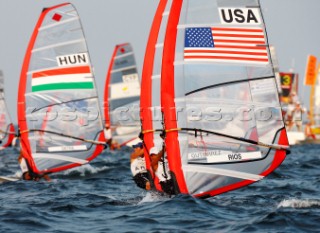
[39,17,80,31]
[114,52,134,59]
[110,65,137,74]
[31,39,85,53]
[32,153,88,164]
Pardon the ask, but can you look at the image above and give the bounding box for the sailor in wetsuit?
[104,127,120,150]
[18,151,50,181]
[150,147,175,195]
[130,142,151,190]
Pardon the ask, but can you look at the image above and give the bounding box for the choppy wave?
[0,145,320,232]
[138,191,171,204]
[278,198,320,208]
[62,164,109,177]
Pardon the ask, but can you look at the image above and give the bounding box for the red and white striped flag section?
[184,27,269,64]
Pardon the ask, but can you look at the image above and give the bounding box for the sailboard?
[0,71,15,150]
[140,0,172,191]
[104,43,141,148]
[17,3,106,176]
[0,176,20,183]
[141,0,290,198]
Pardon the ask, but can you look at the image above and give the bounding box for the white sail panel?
[110,82,140,99]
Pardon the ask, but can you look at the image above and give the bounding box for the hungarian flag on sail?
[184,27,269,64]
[31,66,94,92]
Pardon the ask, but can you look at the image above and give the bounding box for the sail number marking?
[219,8,262,25]
[188,150,262,163]
[56,53,89,67]
[228,153,242,160]
[122,73,139,83]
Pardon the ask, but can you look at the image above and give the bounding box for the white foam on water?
[278,198,320,208]
[138,191,170,204]
[63,164,109,176]
[14,170,22,178]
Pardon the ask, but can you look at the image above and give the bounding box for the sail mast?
[161,0,188,194]
[104,44,122,129]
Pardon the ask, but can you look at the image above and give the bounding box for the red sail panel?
[140,0,170,191]
[161,0,189,194]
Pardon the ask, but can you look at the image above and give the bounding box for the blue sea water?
[0,144,319,233]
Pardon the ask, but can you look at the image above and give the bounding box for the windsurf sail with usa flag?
[0,71,15,150]
[17,3,106,177]
[156,0,289,198]
[104,43,141,148]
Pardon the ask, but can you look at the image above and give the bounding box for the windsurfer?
[18,152,51,181]
[150,146,175,195]
[290,102,306,131]
[305,122,316,139]
[130,142,151,190]
[107,139,120,150]
[105,127,120,150]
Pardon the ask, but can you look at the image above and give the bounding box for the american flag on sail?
[184,27,269,64]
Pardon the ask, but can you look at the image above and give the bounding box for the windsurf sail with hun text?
[0,71,15,149]
[17,3,106,176]
[104,43,141,148]
[158,0,289,198]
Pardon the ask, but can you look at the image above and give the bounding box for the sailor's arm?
[130,149,144,161]
[42,174,51,182]
[150,149,164,171]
